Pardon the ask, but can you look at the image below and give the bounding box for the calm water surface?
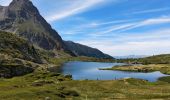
[58,61,169,82]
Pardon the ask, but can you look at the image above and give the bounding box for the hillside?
[0,31,42,63]
[117,54,170,64]
[0,31,42,77]
[139,54,170,64]
[64,41,113,59]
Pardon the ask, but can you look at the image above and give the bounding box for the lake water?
[58,61,169,82]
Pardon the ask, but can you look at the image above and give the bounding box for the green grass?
[117,54,170,64]
[0,31,41,63]
[0,72,75,100]
[0,73,170,99]
[158,76,170,83]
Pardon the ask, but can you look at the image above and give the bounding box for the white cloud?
[99,23,135,34]
[0,0,113,22]
[110,40,170,56]
[97,16,170,34]
[0,0,12,6]
[131,7,170,14]
[60,18,138,35]
[116,29,170,42]
[87,19,136,27]
[122,16,170,31]
[77,28,170,56]
[62,15,170,36]
[46,0,109,22]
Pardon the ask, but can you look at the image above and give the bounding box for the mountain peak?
[9,0,37,13]
[11,0,30,5]
[10,0,31,7]
[0,0,67,51]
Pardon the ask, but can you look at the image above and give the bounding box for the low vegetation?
[100,64,170,75]
[0,31,42,63]
[117,54,170,65]
[158,76,170,83]
[111,54,170,75]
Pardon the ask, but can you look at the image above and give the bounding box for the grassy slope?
[0,72,170,100]
[111,54,170,75]
[0,31,41,63]
[140,54,170,64]
[117,54,170,64]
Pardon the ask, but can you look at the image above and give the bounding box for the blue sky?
[1,0,170,56]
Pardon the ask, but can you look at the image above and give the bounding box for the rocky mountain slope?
[0,0,66,50]
[0,31,42,77]
[64,41,113,59]
[0,31,42,63]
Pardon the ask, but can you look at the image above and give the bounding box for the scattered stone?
[45,97,50,100]
[31,80,54,86]
[57,86,65,90]
[61,90,79,97]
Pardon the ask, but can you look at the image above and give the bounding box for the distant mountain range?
[0,0,113,59]
[114,55,149,59]
[64,41,113,59]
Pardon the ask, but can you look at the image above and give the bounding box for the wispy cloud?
[94,16,170,34]
[86,19,137,27]
[131,7,170,14]
[77,28,170,56]
[60,15,170,36]
[60,18,138,35]
[95,23,134,34]
[114,28,170,42]
[120,16,170,32]
[46,0,110,22]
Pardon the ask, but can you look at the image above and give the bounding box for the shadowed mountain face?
[0,0,113,59]
[64,41,113,59]
[0,0,66,50]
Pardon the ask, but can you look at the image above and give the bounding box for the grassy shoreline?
[99,64,170,75]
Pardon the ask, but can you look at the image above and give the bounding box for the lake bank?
[99,64,170,75]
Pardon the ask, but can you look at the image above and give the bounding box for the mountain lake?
[57,61,169,82]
